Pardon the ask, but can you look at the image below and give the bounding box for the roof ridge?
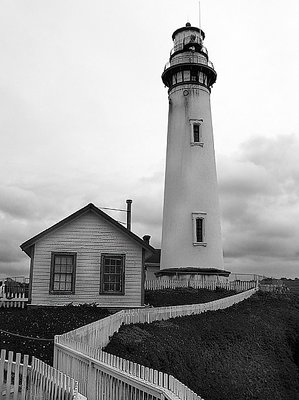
[20,203,155,256]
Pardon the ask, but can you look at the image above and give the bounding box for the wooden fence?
[282,280,299,294]
[54,288,257,399]
[259,284,289,293]
[0,349,85,400]
[55,344,195,400]
[145,279,257,292]
[0,293,28,309]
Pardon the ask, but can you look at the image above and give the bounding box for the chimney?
[143,235,151,245]
[126,199,132,231]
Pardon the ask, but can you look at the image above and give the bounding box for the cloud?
[0,186,40,219]
[0,162,165,276]
[219,134,299,277]
[1,132,299,279]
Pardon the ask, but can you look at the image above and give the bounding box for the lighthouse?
[160,23,224,273]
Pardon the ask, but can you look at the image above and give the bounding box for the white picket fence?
[54,287,257,400]
[0,349,85,400]
[55,343,195,400]
[145,279,257,292]
[0,293,28,309]
[259,284,289,293]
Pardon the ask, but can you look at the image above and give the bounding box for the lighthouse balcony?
[164,54,215,71]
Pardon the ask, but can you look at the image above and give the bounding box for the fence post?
[86,361,96,400]
[53,341,59,369]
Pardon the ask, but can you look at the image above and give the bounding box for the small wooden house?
[20,203,154,307]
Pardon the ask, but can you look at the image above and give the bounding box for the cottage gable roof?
[20,203,155,256]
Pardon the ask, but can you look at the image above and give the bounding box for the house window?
[50,252,76,294]
[100,254,125,295]
[192,212,207,246]
[190,119,204,146]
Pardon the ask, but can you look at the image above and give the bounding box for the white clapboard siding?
[31,211,144,307]
[55,288,257,400]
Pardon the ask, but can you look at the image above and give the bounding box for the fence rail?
[145,279,257,292]
[0,349,84,400]
[55,288,257,400]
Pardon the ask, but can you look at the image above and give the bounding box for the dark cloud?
[0,164,165,277]
[1,134,299,279]
[219,134,299,277]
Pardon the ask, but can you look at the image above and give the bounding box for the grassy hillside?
[145,286,237,307]
[0,305,110,364]
[105,291,299,400]
[0,288,233,365]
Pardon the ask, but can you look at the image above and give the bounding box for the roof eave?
[20,203,155,256]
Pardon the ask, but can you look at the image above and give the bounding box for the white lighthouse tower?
[160,22,224,273]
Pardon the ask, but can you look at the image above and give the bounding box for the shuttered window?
[50,253,76,294]
[100,254,125,295]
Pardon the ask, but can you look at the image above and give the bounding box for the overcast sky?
[1,0,299,279]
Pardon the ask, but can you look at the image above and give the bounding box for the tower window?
[196,218,203,242]
[183,70,190,81]
[192,212,207,246]
[193,124,200,142]
[190,119,204,146]
[191,71,198,82]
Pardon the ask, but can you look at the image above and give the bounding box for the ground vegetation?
[0,304,110,364]
[105,291,299,400]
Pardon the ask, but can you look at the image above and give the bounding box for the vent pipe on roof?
[143,235,151,245]
[126,199,132,231]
